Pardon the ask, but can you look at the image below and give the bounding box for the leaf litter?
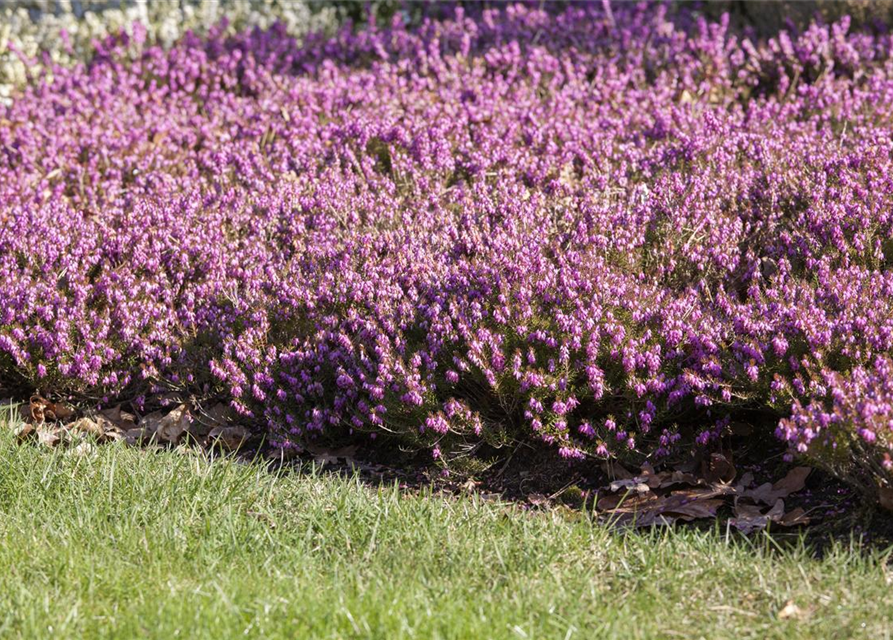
[9,396,252,454]
[6,397,833,532]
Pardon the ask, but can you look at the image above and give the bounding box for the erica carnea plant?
[0,3,891,496]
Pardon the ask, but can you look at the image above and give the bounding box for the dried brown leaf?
[608,479,651,493]
[29,395,46,424]
[189,402,233,438]
[778,507,810,527]
[777,600,806,621]
[207,425,249,451]
[601,461,636,480]
[735,471,755,491]
[730,499,786,534]
[50,401,75,421]
[745,467,811,505]
[307,444,359,465]
[597,490,658,512]
[265,445,301,463]
[98,406,137,431]
[29,395,74,422]
[772,466,811,495]
[13,422,34,442]
[124,427,153,446]
[313,452,339,465]
[70,417,104,438]
[71,441,95,457]
[661,497,726,521]
[36,425,60,448]
[141,404,191,444]
[704,453,736,485]
[658,470,702,489]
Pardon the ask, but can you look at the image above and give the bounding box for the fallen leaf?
[608,479,651,493]
[704,452,736,485]
[601,461,635,480]
[527,493,549,506]
[778,507,810,527]
[730,499,786,534]
[141,404,191,444]
[13,422,34,441]
[265,444,302,463]
[50,401,75,421]
[70,417,104,438]
[745,467,811,505]
[29,395,47,424]
[597,490,658,512]
[313,452,339,465]
[189,402,233,438]
[660,496,726,521]
[651,470,703,489]
[772,466,811,495]
[29,395,74,422]
[36,425,60,448]
[124,427,154,446]
[71,441,95,457]
[98,406,137,431]
[207,425,249,451]
[764,499,785,521]
[777,600,806,621]
[735,471,755,491]
[307,444,359,465]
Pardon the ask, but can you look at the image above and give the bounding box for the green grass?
[0,406,891,639]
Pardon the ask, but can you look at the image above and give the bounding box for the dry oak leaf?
[97,406,138,432]
[527,493,550,506]
[71,441,96,457]
[729,499,786,534]
[13,422,34,442]
[601,461,636,481]
[29,395,74,423]
[70,418,104,438]
[777,600,808,621]
[124,427,154,447]
[778,507,810,527]
[703,452,736,485]
[744,467,811,505]
[307,444,359,466]
[189,402,234,439]
[140,404,191,444]
[265,444,302,463]
[36,425,61,448]
[608,479,651,493]
[597,490,658,512]
[207,425,249,451]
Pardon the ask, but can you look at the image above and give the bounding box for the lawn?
[0,406,890,640]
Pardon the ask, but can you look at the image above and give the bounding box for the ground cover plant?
[0,407,891,639]
[1,3,893,505]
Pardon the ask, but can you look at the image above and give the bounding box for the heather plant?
[779,357,893,499]
[1,3,892,497]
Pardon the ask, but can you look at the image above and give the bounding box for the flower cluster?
[1,4,892,490]
[779,358,893,494]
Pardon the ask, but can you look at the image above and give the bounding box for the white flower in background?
[0,0,341,102]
